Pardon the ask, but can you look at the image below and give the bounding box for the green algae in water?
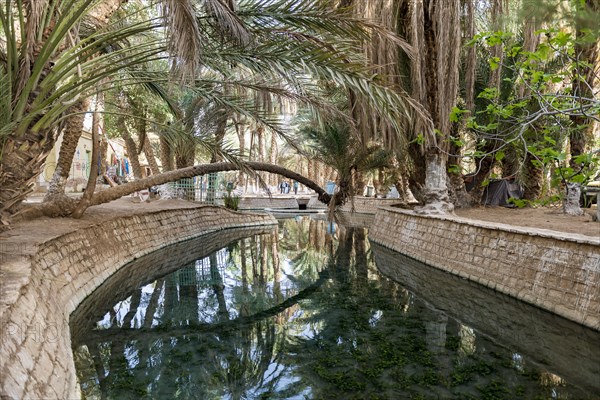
[70,216,600,399]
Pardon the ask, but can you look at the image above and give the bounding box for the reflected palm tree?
[71,217,594,399]
[210,253,230,322]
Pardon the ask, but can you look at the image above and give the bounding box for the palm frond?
[161,0,202,81]
[203,0,251,46]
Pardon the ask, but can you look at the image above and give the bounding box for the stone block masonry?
[238,196,300,210]
[0,205,276,400]
[372,243,600,393]
[369,206,600,332]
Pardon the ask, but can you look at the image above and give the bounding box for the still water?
[70,216,600,400]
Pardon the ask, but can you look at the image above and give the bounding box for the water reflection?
[71,216,599,399]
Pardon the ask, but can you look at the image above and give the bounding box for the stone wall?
[238,196,301,210]
[338,197,400,214]
[0,206,276,400]
[369,207,600,331]
[372,243,600,392]
[306,195,400,212]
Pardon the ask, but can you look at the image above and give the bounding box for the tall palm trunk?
[464,0,476,112]
[269,131,278,187]
[99,134,109,177]
[211,114,228,163]
[569,0,598,169]
[72,92,103,218]
[208,114,228,202]
[174,139,196,201]
[143,136,160,175]
[44,97,91,199]
[404,0,460,213]
[466,0,508,205]
[522,151,543,201]
[118,115,143,180]
[135,109,160,176]
[257,125,266,186]
[236,120,246,187]
[159,135,174,172]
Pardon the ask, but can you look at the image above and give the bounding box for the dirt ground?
[454,205,599,238]
[4,197,599,244]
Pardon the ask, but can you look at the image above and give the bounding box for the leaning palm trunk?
[44,97,91,200]
[20,162,331,220]
[79,162,332,215]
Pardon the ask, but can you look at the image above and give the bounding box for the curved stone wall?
[0,206,276,400]
[369,207,600,331]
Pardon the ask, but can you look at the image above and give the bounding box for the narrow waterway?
[70,215,600,399]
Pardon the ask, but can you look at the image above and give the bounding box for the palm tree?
[43,97,91,200]
[0,0,164,225]
[2,0,419,227]
[300,118,392,207]
[396,0,462,213]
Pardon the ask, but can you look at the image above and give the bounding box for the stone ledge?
[369,206,600,332]
[377,206,600,245]
[0,204,277,400]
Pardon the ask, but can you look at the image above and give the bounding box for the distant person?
[293,180,299,195]
[279,181,285,194]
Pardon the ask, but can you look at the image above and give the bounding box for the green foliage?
[450,106,469,123]
[459,21,599,205]
[223,187,240,211]
[507,198,529,208]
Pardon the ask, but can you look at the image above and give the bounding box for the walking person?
[293,180,299,195]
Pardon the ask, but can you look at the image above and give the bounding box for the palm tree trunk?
[72,96,102,218]
[118,116,143,180]
[488,0,505,92]
[211,115,228,163]
[237,120,246,187]
[569,0,598,169]
[99,134,109,177]
[269,131,278,187]
[44,97,91,199]
[143,136,160,175]
[414,0,460,213]
[463,0,476,112]
[257,125,266,185]
[175,142,196,201]
[0,130,56,227]
[66,161,332,215]
[522,151,543,201]
[208,114,228,203]
[159,135,174,172]
[58,162,331,216]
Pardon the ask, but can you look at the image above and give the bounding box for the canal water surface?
[70,216,600,399]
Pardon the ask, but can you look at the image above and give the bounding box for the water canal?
[70,215,600,399]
